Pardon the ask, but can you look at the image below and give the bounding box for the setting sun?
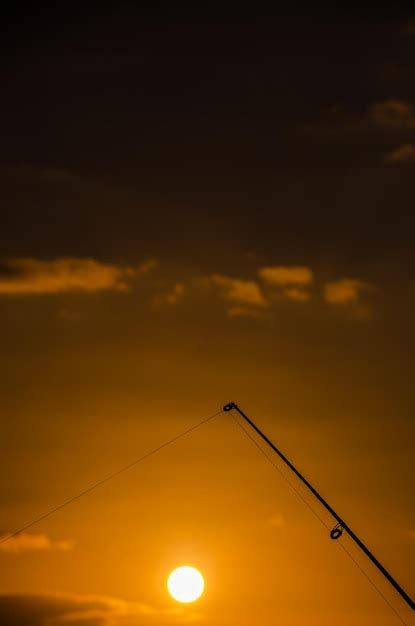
[2,9,415,626]
[167,566,205,603]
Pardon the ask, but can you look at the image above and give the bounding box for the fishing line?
[228,411,331,532]
[336,537,408,626]
[228,411,408,626]
[3,401,410,626]
[0,408,223,547]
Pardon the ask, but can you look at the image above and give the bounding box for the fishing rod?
[224,402,414,611]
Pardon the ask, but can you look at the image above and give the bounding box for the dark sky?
[1,8,414,626]
[3,9,415,268]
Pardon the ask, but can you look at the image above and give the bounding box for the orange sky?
[1,8,415,626]
[0,280,414,625]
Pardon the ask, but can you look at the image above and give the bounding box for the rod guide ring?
[223,404,234,412]
[330,525,343,540]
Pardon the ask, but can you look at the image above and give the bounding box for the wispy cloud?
[208,274,268,308]
[303,99,415,148]
[281,287,311,302]
[0,257,158,295]
[155,282,185,306]
[0,532,73,554]
[227,305,268,319]
[368,99,415,130]
[136,258,159,275]
[324,278,373,305]
[258,266,313,287]
[385,143,415,164]
[0,591,204,626]
[203,268,375,318]
[258,265,313,302]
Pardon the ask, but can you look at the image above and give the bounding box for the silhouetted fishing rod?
[224,402,414,611]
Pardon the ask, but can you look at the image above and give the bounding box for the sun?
[167,566,205,603]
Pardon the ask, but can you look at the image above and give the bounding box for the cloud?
[280,287,311,302]
[227,306,267,319]
[155,282,185,306]
[0,592,203,626]
[385,143,415,164]
[303,99,415,146]
[153,267,375,318]
[258,266,313,287]
[0,532,73,554]
[324,278,373,305]
[208,274,268,308]
[258,265,313,302]
[0,257,158,295]
[136,258,159,275]
[368,99,415,130]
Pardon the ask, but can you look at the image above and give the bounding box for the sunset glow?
[1,7,414,626]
